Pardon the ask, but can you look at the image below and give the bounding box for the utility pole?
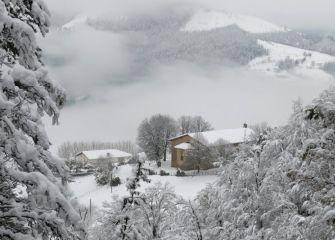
[110,169,113,193]
[109,161,114,193]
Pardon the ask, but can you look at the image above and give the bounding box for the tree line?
[57,115,213,166]
[57,140,139,160]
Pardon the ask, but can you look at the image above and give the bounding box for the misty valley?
[1,0,335,240]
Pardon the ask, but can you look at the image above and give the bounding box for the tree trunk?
[163,148,167,162]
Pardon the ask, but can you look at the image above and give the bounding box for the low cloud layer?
[42,26,136,97]
[45,0,335,31]
[44,61,333,152]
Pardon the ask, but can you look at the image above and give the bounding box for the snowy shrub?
[95,169,120,186]
[176,169,186,177]
[111,177,121,186]
[95,167,110,186]
[160,170,170,176]
[147,169,157,175]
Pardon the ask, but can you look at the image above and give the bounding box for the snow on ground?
[69,164,218,208]
[249,40,335,79]
[181,10,287,33]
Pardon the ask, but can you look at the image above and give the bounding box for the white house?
[75,149,132,167]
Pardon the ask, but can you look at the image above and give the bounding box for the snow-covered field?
[249,40,335,78]
[69,164,218,208]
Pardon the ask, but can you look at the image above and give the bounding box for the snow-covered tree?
[172,199,205,240]
[129,183,177,239]
[0,1,85,239]
[178,115,193,134]
[106,161,151,240]
[191,116,213,133]
[137,114,177,163]
[212,139,236,165]
[184,133,216,172]
[193,88,335,240]
[178,115,213,134]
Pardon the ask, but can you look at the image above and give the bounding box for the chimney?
[243,123,248,128]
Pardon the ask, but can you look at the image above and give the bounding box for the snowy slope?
[249,40,335,76]
[60,15,89,31]
[181,10,287,33]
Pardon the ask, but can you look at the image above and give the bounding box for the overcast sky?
[41,0,335,153]
[45,0,335,31]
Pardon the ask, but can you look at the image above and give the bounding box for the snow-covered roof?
[190,128,254,145]
[77,149,132,160]
[174,143,193,150]
[170,128,254,145]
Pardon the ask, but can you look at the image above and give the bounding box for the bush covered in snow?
[159,170,170,176]
[176,169,186,177]
[94,167,120,186]
[95,168,110,186]
[110,177,121,186]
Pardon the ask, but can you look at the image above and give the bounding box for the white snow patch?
[69,164,218,208]
[249,40,335,78]
[179,128,254,145]
[181,10,287,33]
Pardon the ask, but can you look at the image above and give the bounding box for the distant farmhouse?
[169,126,254,170]
[75,149,132,168]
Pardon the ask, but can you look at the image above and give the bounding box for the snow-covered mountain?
[181,10,288,34]
[54,9,335,79]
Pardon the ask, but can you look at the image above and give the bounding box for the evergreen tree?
[0,1,85,239]
[104,161,151,240]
